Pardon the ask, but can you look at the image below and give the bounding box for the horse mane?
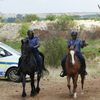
[66,45,80,75]
[67,45,76,63]
[20,39,37,75]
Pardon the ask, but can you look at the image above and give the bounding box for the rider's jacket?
[68,38,83,53]
[28,36,40,50]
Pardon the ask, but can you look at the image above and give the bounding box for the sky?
[0,0,100,14]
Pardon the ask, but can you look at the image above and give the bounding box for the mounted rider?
[17,29,45,75]
[27,29,42,72]
[60,30,88,77]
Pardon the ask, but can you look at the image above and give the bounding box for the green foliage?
[82,39,100,59]
[15,18,22,23]
[56,14,75,31]
[4,40,21,51]
[24,14,39,22]
[43,36,66,67]
[0,23,4,28]
[15,14,24,23]
[19,23,29,37]
[45,15,56,21]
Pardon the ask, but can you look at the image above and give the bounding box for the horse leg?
[36,72,41,93]
[67,76,72,96]
[21,73,27,97]
[30,74,36,96]
[80,74,85,94]
[73,74,78,99]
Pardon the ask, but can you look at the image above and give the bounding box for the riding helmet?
[70,31,78,36]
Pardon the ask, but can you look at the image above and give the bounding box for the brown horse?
[65,45,85,99]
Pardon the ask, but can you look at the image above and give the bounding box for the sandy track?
[0,69,100,100]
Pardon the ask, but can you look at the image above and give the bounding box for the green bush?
[82,39,100,59]
[24,14,39,22]
[45,14,56,21]
[56,14,75,31]
[43,36,66,67]
[4,40,21,51]
[19,23,29,37]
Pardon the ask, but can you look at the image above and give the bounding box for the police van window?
[0,47,12,58]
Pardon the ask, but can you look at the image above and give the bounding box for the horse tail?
[39,51,49,75]
[41,60,49,76]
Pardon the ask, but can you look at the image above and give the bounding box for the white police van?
[0,42,20,82]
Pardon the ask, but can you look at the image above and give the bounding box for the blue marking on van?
[0,71,5,75]
[0,61,18,65]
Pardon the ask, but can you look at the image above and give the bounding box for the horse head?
[21,39,31,58]
[67,45,76,65]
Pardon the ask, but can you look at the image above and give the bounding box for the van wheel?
[7,67,20,82]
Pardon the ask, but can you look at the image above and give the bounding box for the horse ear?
[21,39,24,44]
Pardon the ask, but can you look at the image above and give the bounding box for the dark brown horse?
[19,39,42,97]
[65,45,85,99]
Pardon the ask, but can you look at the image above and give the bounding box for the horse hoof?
[73,93,77,99]
[36,87,40,93]
[69,91,73,97]
[30,92,37,97]
[22,93,27,97]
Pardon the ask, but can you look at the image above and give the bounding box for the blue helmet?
[27,29,33,34]
[70,31,78,36]
[27,29,34,36]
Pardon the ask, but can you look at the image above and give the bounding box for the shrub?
[56,14,75,31]
[4,40,21,51]
[45,15,56,21]
[19,23,29,37]
[43,36,66,67]
[24,14,39,22]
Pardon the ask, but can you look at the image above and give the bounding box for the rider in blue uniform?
[26,29,44,73]
[17,29,45,75]
[60,31,88,77]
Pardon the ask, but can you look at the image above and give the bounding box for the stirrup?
[60,71,66,77]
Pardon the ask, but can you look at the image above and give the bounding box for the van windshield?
[0,42,21,55]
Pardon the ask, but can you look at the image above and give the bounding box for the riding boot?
[81,59,87,75]
[76,52,87,75]
[60,55,67,77]
[60,70,66,77]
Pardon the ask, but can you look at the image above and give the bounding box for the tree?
[45,14,56,21]
[48,14,76,31]
[19,23,29,37]
[56,14,75,31]
[16,14,24,23]
[24,14,39,22]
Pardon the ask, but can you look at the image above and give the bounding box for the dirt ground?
[0,68,100,100]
